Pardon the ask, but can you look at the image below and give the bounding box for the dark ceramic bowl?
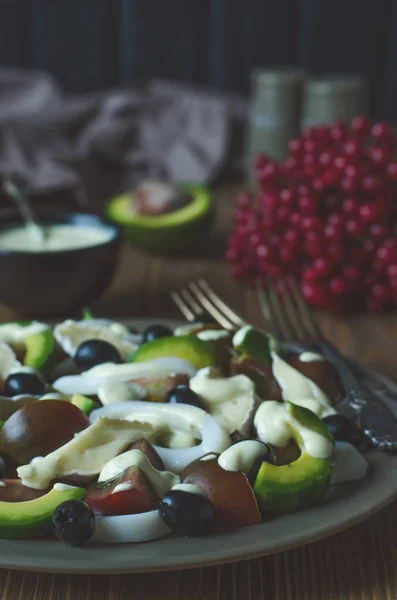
[0,213,121,317]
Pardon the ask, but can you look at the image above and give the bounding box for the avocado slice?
[71,394,100,415]
[0,484,86,539]
[232,326,275,366]
[106,184,213,252]
[24,328,55,371]
[129,335,217,370]
[0,322,55,372]
[254,403,334,514]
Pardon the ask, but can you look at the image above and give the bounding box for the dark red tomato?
[86,466,159,516]
[125,439,164,471]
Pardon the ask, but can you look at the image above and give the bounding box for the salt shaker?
[301,75,369,129]
[246,67,307,187]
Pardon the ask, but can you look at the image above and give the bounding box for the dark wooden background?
[0,0,396,120]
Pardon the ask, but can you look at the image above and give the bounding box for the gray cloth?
[0,69,248,204]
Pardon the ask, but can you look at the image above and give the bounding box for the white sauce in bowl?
[0,224,114,253]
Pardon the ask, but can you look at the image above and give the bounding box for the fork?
[171,279,397,451]
[256,277,397,451]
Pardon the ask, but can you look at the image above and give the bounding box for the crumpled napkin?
[0,69,248,205]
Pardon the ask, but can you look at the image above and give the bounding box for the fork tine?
[180,288,204,316]
[278,280,307,340]
[170,291,196,322]
[197,279,247,328]
[187,282,235,330]
[288,277,322,338]
[256,279,283,339]
[267,281,295,340]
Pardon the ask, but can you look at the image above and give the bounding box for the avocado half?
[106,184,213,252]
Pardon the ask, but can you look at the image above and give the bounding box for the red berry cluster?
[226,116,397,313]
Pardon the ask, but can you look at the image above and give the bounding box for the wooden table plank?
[0,184,396,599]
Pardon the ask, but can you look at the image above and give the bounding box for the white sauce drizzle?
[98,449,179,497]
[9,366,39,376]
[254,401,333,459]
[271,351,336,418]
[97,380,146,406]
[53,483,79,492]
[171,483,207,497]
[112,481,134,494]
[218,440,266,473]
[200,453,218,461]
[0,321,48,344]
[0,481,6,488]
[196,330,230,342]
[299,352,325,363]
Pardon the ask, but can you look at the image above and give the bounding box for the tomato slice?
[86,466,159,516]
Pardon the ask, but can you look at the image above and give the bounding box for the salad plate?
[0,318,395,574]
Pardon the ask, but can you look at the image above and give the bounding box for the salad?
[0,314,369,546]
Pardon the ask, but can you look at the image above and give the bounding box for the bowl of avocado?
[106,181,214,253]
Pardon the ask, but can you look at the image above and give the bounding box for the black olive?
[159,490,215,536]
[52,500,95,546]
[322,414,363,447]
[192,312,217,324]
[4,371,45,397]
[229,439,275,484]
[74,339,122,370]
[143,324,173,343]
[165,385,205,409]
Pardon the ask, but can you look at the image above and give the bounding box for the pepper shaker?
[301,75,369,129]
[246,67,307,188]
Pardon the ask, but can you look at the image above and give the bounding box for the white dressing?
[288,416,333,459]
[97,380,147,405]
[271,351,336,418]
[196,330,230,342]
[218,440,266,473]
[254,401,333,459]
[200,453,218,461]
[158,431,198,449]
[190,368,257,436]
[9,366,40,376]
[299,352,325,363]
[17,417,157,489]
[171,483,207,497]
[0,224,113,252]
[254,402,291,448]
[0,322,48,349]
[0,482,6,488]
[0,341,21,380]
[112,482,134,494]
[53,483,80,492]
[99,449,179,496]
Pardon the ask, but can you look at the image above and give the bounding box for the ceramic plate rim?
[0,317,395,574]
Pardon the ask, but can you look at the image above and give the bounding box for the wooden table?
[1,185,397,599]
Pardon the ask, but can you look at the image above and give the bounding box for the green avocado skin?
[24,329,55,371]
[254,402,334,514]
[106,184,214,252]
[129,335,217,370]
[0,486,86,539]
[254,454,332,514]
[71,394,100,416]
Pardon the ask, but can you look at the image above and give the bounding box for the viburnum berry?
[227,114,397,313]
